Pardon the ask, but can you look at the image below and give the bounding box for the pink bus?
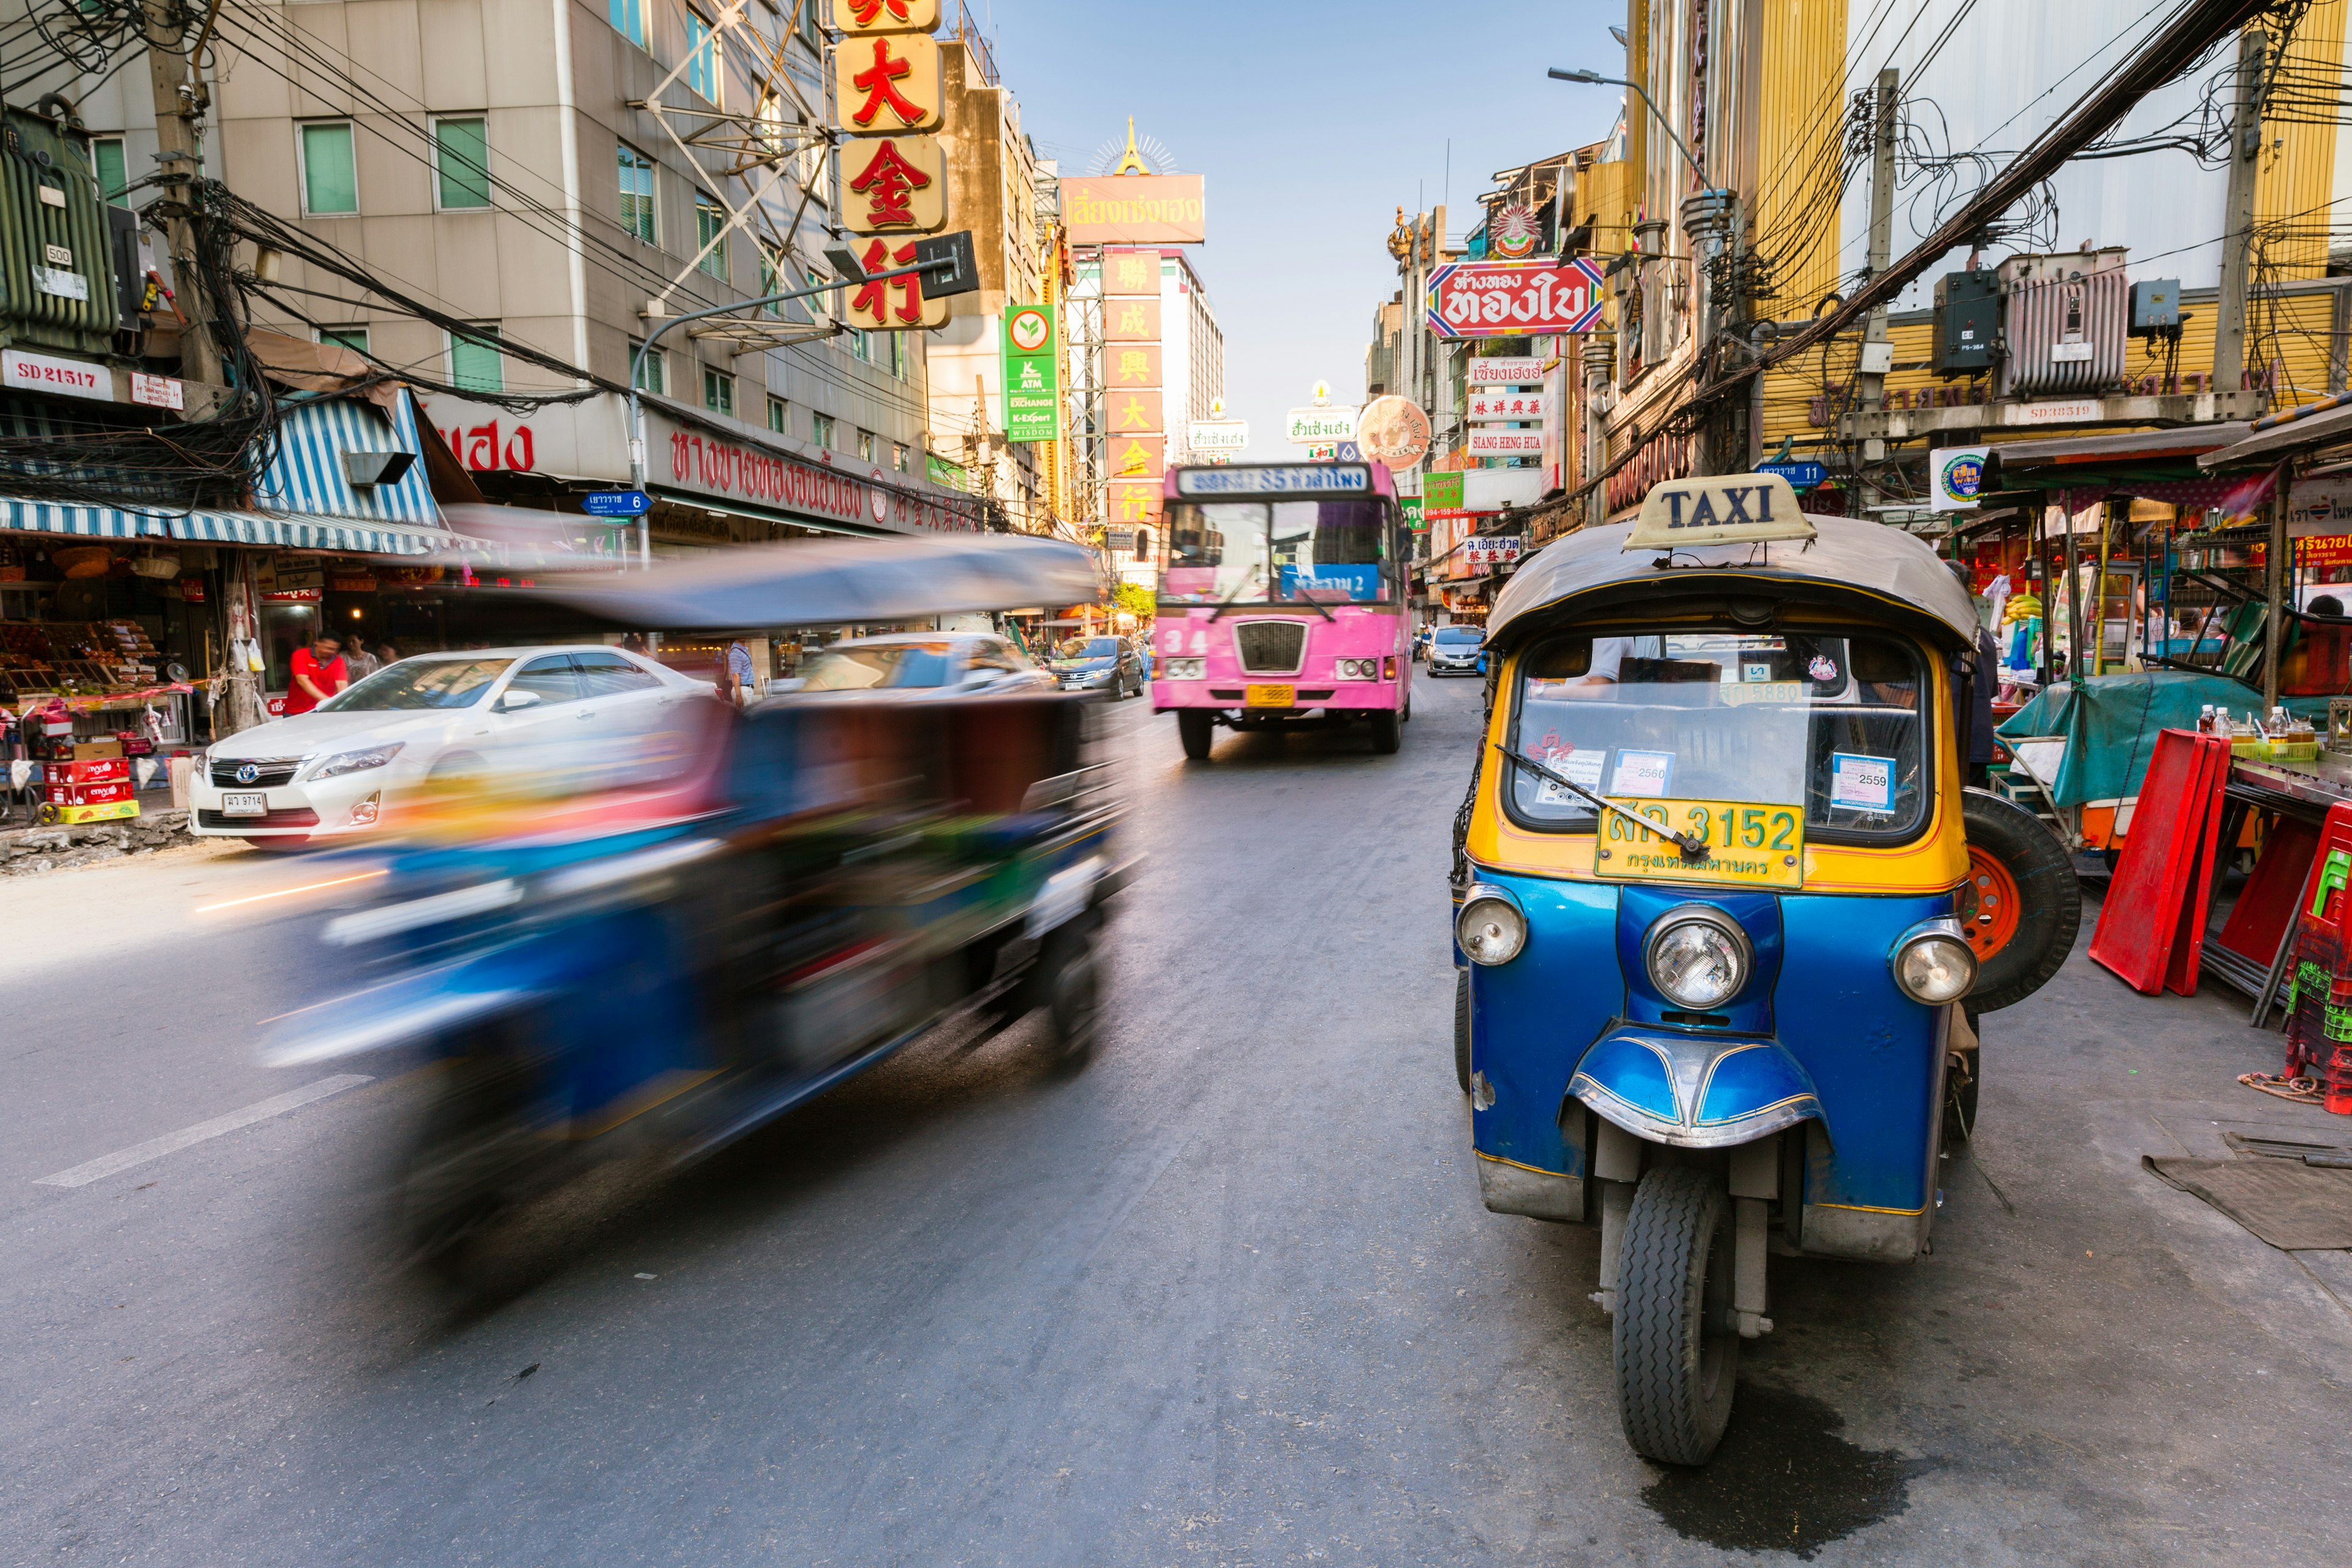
[1152,461,1413,760]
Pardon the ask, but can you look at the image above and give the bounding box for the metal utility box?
[2130,278,2182,334]
[1932,269,2000,375]
[0,109,121,358]
[1997,246,2128,398]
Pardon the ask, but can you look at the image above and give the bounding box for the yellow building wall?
[1747,0,1852,317]
[2253,0,2348,282]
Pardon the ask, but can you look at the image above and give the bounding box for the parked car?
[191,646,708,847]
[1047,635,1144,698]
[1427,625,1487,676]
[780,633,1049,696]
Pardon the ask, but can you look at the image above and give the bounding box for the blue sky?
[971,2,1626,453]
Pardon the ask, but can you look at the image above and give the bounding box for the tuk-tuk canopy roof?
[1488,514,1983,654]
[535,532,1102,630]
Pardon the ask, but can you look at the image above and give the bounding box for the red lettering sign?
[1427,258,1608,341]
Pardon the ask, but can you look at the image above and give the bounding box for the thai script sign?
[1284,406,1357,445]
[1468,355,1547,385]
[1427,258,1606,340]
[1059,176,1207,246]
[1462,535,1523,569]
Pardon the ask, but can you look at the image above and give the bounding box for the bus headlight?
[1164,657,1205,679]
[1643,906,1752,1009]
[1456,886,1526,966]
[1336,658,1381,680]
[1891,919,1976,1005]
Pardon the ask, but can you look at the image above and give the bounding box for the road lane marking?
[32,1075,374,1188]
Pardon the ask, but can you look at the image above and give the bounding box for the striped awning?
[2,499,480,558]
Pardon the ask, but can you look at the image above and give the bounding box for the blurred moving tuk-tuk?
[1451,473,2078,1463]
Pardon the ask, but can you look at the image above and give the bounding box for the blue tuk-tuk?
[1452,473,2076,1463]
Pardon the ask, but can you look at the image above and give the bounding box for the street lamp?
[1547,67,1710,189]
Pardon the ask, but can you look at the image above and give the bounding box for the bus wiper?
[1492,745,1709,861]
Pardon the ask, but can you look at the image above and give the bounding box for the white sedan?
[191,646,709,846]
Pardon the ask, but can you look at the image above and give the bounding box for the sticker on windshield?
[1610,749,1675,797]
[1531,747,1605,805]
[1830,753,1894,812]
[1741,661,1773,682]
[1807,654,1840,682]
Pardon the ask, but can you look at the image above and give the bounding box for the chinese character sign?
[1102,248,1160,296]
[1105,296,1162,342]
[1467,391,1551,423]
[1001,304,1059,443]
[1110,435,1166,481]
[1110,388,1163,434]
[829,0,940,31]
[842,137,945,233]
[1426,258,1607,339]
[833,32,943,134]
[1107,480,1163,529]
[842,236,949,330]
[1110,344,1163,388]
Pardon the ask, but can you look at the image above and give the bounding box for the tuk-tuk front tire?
[1959,789,2079,1013]
[1177,709,1215,761]
[1042,925,1102,1069]
[1453,969,1471,1095]
[1615,1166,1740,1466]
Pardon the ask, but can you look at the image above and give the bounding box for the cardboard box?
[47,779,134,806]
[71,739,124,760]
[43,756,129,785]
[43,799,138,825]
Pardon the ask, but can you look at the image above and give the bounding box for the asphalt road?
[6,673,2351,1566]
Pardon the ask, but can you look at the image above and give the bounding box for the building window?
[766,395,787,434]
[319,326,369,358]
[92,137,127,205]
[892,442,908,473]
[608,0,644,47]
[811,411,835,448]
[850,327,870,363]
[703,367,734,417]
[888,333,908,380]
[856,429,874,462]
[760,244,788,316]
[631,341,665,394]
[684,11,720,106]
[695,192,728,281]
[298,121,358,216]
[434,116,491,210]
[449,326,503,393]
[617,143,656,244]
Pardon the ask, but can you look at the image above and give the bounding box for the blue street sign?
[1758,461,1826,489]
[581,489,652,517]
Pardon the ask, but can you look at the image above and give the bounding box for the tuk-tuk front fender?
[1568,1025,1824,1150]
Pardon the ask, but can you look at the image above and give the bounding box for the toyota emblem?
[235,763,260,785]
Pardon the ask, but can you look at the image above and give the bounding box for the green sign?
[926,451,968,491]
[1400,494,1427,532]
[1001,303,1059,443]
[1423,470,1464,513]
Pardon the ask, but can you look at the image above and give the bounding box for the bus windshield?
[1161,498,1392,607]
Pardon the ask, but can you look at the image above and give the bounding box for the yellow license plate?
[1593,797,1804,890]
[1244,683,1295,708]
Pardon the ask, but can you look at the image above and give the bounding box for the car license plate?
[1592,797,1804,891]
[221,792,266,818]
[1244,683,1295,708]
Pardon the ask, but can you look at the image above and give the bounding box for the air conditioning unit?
[1997,247,2128,398]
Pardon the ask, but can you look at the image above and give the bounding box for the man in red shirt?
[286,633,349,716]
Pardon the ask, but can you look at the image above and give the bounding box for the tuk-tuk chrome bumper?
[1568,1025,1824,1150]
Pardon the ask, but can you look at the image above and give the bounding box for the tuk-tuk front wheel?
[1959,789,2079,1013]
[1041,925,1102,1069]
[1177,709,1215,761]
[1615,1166,1740,1465]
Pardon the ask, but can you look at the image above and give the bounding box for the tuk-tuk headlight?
[1644,907,1752,1009]
[1457,886,1526,966]
[1891,920,1977,1005]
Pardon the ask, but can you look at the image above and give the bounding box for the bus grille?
[1232,620,1306,674]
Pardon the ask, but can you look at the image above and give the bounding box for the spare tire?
[1959,788,2079,1012]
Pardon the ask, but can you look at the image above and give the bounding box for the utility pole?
[1853,69,1899,506]
[2212,28,2265,401]
[143,0,223,387]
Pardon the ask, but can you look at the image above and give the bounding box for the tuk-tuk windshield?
[1508,630,1929,840]
[1160,499,1392,606]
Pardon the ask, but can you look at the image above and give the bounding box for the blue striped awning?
[251,395,442,526]
[2,499,473,557]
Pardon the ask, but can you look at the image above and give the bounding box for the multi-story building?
[26,0,992,549]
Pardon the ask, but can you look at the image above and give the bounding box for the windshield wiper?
[1492,744,1710,861]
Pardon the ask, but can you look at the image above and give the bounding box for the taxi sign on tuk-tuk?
[1621,472,1812,552]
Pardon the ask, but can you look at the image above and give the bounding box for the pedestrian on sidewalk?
[286,634,349,716]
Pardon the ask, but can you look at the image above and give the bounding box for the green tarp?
[1996,673,2330,807]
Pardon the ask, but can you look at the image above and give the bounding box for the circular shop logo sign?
[235,762,261,785]
[1940,451,1985,503]
[1008,308,1050,353]
[869,468,889,525]
[1490,203,1541,260]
